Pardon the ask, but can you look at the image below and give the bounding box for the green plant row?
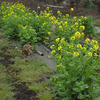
[0,2,95,47]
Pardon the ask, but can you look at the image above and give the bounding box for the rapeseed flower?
[74,31,81,38]
[94,53,98,58]
[51,50,55,54]
[73,52,79,57]
[37,6,40,9]
[75,22,78,26]
[79,25,85,31]
[50,45,55,49]
[59,55,62,59]
[82,33,84,37]
[70,8,74,11]
[46,7,49,10]
[90,48,94,51]
[57,11,62,15]
[60,38,65,44]
[93,44,99,51]
[88,52,92,57]
[77,44,82,49]
[85,38,90,44]
[92,40,98,44]
[69,44,73,48]
[48,32,51,35]
[82,47,86,52]
[59,26,62,29]
[66,14,69,17]
[84,17,87,20]
[57,63,62,67]
[56,38,60,43]
[58,46,62,51]
[70,36,75,40]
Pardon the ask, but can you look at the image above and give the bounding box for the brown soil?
[0,46,39,100]
[0,0,100,19]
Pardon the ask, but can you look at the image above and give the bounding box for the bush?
[18,25,37,46]
[50,35,100,100]
[81,16,96,37]
[0,2,33,39]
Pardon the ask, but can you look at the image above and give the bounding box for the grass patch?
[93,19,100,27]
[0,65,15,100]
[0,31,56,100]
[11,57,56,100]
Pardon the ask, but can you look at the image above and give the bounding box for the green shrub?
[81,16,96,37]
[18,25,37,46]
[50,36,100,100]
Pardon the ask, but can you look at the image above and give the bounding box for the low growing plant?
[18,25,37,46]
[50,32,100,100]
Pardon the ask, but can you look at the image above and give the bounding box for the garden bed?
[0,1,100,100]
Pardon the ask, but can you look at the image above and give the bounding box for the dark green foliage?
[81,16,96,37]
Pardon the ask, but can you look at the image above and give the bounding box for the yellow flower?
[50,45,55,49]
[57,11,62,15]
[33,10,36,13]
[57,63,62,67]
[56,38,60,43]
[60,38,65,44]
[84,17,87,20]
[48,32,51,35]
[59,55,62,59]
[66,14,69,17]
[82,33,84,37]
[73,16,77,19]
[94,53,98,58]
[59,26,62,29]
[37,6,40,9]
[74,31,81,38]
[70,36,75,40]
[79,26,85,31]
[29,17,31,19]
[36,15,39,18]
[82,47,86,52]
[70,8,74,11]
[77,44,82,49]
[51,50,55,54]
[54,20,58,24]
[58,46,62,51]
[69,44,73,48]
[46,7,49,10]
[85,38,90,44]
[91,40,98,44]
[90,48,94,51]
[93,44,99,51]
[88,52,92,57]
[75,22,78,26]
[64,21,67,25]
[23,25,27,29]
[73,52,79,57]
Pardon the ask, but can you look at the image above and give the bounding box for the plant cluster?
[0,2,100,100]
[0,2,38,46]
[50,32,100,100]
